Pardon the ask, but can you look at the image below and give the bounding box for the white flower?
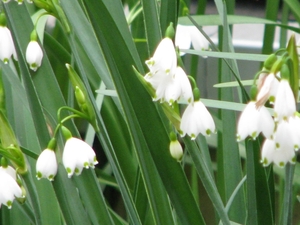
[275,120,300,151]
[169,139,183,161]
[0,170,23,209]
[274,79,296,121]
[145,37,177,76]
[26,40,43,71]
[175,25,209,56]
[261,138,295,168]
[0,166,17,180]
[236,101,274,141]
[180,101,215,140]
[36,149,58,181]
[151,66,193,104]
[0,26,17,63]
[62,137,98,178]
[256,73,279,106]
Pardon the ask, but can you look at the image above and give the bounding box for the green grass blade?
[140,0,162,54]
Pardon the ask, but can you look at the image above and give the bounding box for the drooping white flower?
[0,165,17,180]
[180,101,215,140]
[175,25,209,56]
[274,79,296,121]
[261,138,295,168]
[236,101,274,141]
[145,37,177,76]
[275,119,300,151]
[256,73,279,106]
[169,139,183,161]
[0,26,17,64]
[62,137,98,178]
[36,149,58,181]
[151,66,193,104]
[0,170,23,209]
[26,40,43,71]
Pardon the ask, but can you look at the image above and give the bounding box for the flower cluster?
[0,12,43,71]
[36,64,99,181]
[237,50,299,168]
[143,23,215,159]
[36,127,98,181]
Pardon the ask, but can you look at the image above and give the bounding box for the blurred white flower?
[36,149,58,181]
[0,26,17,63]
[274,79,296,121]
[145,37,177,76]
[180,101,215,140]
[236,101,274,141]
[26,40,43,71]
[175,24,209,56]
[62,137,98,178]
[0,170,23,209]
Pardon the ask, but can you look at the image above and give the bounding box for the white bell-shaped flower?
[175,25,209,56]
[0,26,16,64]
[180,100,215,140]
[145,37,177,76]
[274,79,296,121]
[62,137,98,178]
[36,149,58,181]
[237,101,274,141]
[0,170,23,209]
[261,138,295,168]
[152,66,193,104]
[26,40,43,71]
[256,73,279,106]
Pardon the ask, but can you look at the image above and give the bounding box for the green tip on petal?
[66,167,72,176]
[251,132,257,140]
[206,129,211,136]
[275,142,280,149]
[261,158,268,166]
[48,175,54,181]
[36,171,42,180]
[279,162,285,168]
[0,13,6,27]
[190,134,196,140]
[7,201,12,209]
